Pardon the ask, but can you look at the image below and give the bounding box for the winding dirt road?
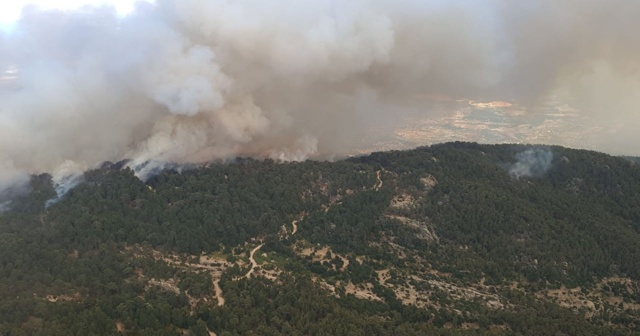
[245,244,264,279]
[213,279,225,306]
[375,170,383,190]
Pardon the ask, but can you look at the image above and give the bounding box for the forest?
[2,142,640,335]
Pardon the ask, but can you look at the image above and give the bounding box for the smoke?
[0,201,11,213]
[508,148,554,179]
[0,0,639,195]
[45,161,85,207]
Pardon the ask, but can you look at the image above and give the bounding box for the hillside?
[2,142,640,335]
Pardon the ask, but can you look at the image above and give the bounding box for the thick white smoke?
[45,160,85,207]
[508,148,554,179]
[0,0,639,198]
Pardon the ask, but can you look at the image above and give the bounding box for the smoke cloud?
[0,201,11,213]
[508,148,554,179]
[45,160,85,207]
[0,0,639,195]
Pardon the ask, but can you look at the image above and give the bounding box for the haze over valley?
[1,0,640,195]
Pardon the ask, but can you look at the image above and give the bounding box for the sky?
[0,0,639,197]
[0,0,149,30]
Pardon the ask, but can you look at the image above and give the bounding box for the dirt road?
[213,279,225,306]
[245,244,264,279]
[375,170,383,190]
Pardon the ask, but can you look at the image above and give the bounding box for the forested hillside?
[2,142,640,335]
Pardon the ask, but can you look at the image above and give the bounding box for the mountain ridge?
[2,142,640,335]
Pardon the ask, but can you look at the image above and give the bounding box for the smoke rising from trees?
[508,148,554,179]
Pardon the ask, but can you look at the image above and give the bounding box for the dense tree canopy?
[2,143,640,335]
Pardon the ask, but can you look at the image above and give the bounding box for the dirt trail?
[213,279,225,306]
[245,244,264,279]
[290,213,304,236]
[151,250,228,307]
[375,170,383,190]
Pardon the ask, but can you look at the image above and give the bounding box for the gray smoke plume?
[509,148,554,179]
[0,201,11,213]
[0,0,639,195]
[45,161,85,207]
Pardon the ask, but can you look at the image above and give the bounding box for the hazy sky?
[0,0,151,29]
[0,0,639,195]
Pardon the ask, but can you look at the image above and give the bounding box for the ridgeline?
[2,142,640,335]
